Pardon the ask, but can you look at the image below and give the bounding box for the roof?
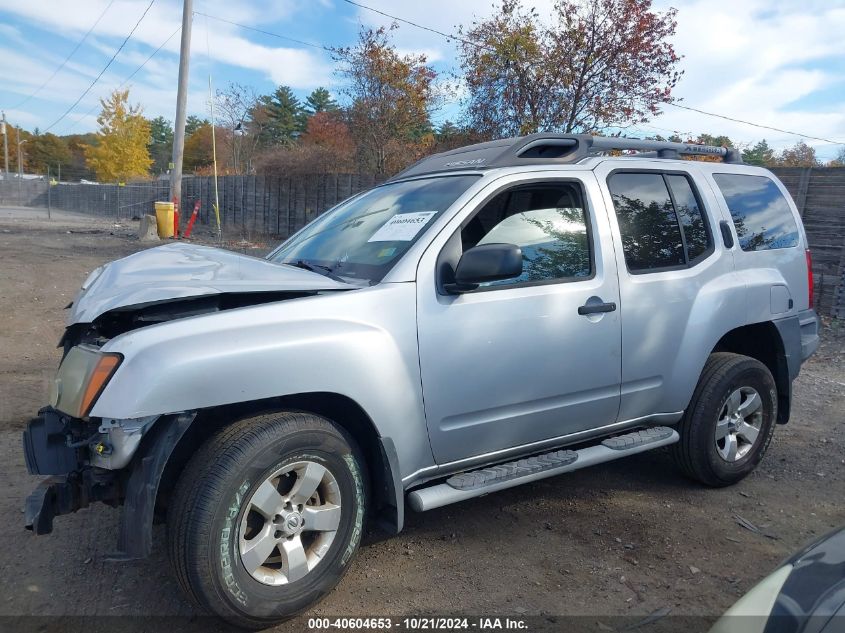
[389,133,743,181]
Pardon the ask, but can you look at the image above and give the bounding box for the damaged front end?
[23,241,355,557]
[23,403,195,559]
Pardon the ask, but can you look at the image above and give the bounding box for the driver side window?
[460,181,593,288]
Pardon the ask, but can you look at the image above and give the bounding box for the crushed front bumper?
[22,407,195,560]
[23,407,119,535]
[24,471,118,535]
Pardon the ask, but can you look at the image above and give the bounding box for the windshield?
[269,175,479,284]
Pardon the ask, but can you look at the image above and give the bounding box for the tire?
[672,352,777,487]
[167,411,367,629]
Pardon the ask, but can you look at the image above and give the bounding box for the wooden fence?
[771,167,845,317]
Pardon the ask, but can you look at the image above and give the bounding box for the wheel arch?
[150,394,404,550]
[711,321,791,424]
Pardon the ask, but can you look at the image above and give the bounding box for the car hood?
[67,242,349,325]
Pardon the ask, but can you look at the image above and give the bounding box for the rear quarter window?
[712,174,799,251]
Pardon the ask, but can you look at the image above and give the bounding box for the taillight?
[806,249,814,308]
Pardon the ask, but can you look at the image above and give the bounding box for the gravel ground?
[0,207,843,633]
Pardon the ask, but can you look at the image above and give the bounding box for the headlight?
[709,564,793,633]
[52,346,123,418]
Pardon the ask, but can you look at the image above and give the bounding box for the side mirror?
[444,243,523,294]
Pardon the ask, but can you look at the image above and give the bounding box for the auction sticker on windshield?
[367,211,437,242]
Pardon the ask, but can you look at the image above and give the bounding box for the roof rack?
[389,133,743,181]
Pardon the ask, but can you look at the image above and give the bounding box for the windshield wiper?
[287,259,346,282]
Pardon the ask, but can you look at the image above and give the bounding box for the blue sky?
[1,0,843,160]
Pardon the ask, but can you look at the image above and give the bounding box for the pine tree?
[148,116,173,174]
[254,86,306,147]
[304,87,339,115]
[185,115,209,137]
[742,140,775,166]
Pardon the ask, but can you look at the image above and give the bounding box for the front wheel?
[672,352,777,487]
[167,412,367,629]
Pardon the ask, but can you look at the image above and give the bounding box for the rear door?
[593,161,743,422]
[415,172,623,465]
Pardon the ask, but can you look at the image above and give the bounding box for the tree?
[776,140,819,167]
[742,139,775,166]
[185,115,208,137]
[61,133,98,181]
[215,83,263,174]
[257,110,356,176]
[458,0,681,138]
[830,147,845,167]
[2,123,29,172]
[84,89,152,181]
[433,120,485,152]
[183,123,215,172]
[148,116,173,174]
[332,24,438,174]
[27,132,71,174]
[253,85,306,147]
[304,87,339,115]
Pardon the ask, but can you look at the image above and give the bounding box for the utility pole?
[1,111,8,178]
[17,138,26,204]
[169,0,193,217]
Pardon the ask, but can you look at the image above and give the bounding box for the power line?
[42,0,156,133]
[193,10,330,51]
[666,103,843,145]
[345,0,843,145]
[8,0,117,111]
[341,0,493,52]
[62,23,182,134]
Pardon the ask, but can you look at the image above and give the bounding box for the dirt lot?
[1,207,843,632]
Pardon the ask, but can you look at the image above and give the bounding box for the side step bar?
[407,427,678,512]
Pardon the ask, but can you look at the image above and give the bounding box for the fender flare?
[108,412,194,561]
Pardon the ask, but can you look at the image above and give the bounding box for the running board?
[407,427,678,512]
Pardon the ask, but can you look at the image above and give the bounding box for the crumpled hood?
[67,242,349,325]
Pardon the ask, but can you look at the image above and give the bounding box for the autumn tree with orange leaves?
[458,0,682,138]
[332,24,438,175]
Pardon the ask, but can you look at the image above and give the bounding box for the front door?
[416,174,622,464]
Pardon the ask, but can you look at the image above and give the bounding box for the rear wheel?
[167,412,366,629]
[673,353,777,487]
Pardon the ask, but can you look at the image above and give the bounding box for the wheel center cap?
[287,513,302,530]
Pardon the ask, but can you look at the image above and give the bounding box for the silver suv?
[23,134,819,628]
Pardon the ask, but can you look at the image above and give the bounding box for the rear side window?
[666,175,709,262]
[712,174,799,251]
[607,172,712,272]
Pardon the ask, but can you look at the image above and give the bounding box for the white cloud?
[0,0,333,95]
[647,0,845,158]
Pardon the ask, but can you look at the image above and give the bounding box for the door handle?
[578,301,617,315]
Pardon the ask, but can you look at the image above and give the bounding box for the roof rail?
[389,133,743,181]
